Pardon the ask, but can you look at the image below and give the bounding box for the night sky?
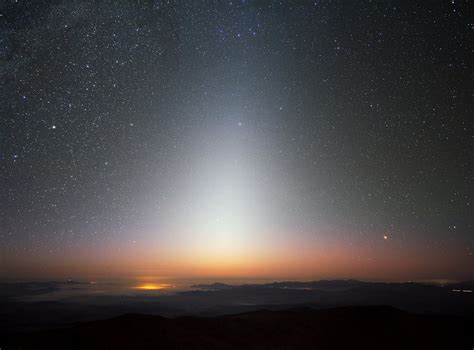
[1,1,472,281]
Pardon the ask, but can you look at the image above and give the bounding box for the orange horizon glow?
[133,283,174,290]
[2,249,471,283]
[1,229,471,282]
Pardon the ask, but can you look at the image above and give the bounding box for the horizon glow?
[1,2,471,283]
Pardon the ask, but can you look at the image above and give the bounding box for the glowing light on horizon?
[133,283,174,290]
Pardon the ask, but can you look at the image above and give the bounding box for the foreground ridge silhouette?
[2,305,472,350]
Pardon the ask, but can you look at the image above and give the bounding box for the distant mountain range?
[1,279,473,333]
[193,279,474,291]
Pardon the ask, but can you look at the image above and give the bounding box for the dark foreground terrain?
[2,305,473,350]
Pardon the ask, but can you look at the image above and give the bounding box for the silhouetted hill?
[449,280,474,290]
[193,279,371,291]
[2,279,473,332]
[191,282,233,290]
[2,305,472,349]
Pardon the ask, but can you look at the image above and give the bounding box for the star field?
[0,1,472,280]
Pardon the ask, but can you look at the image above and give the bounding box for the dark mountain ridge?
[2,305,472,350]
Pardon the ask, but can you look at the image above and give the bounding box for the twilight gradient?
[1,1,471,281]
